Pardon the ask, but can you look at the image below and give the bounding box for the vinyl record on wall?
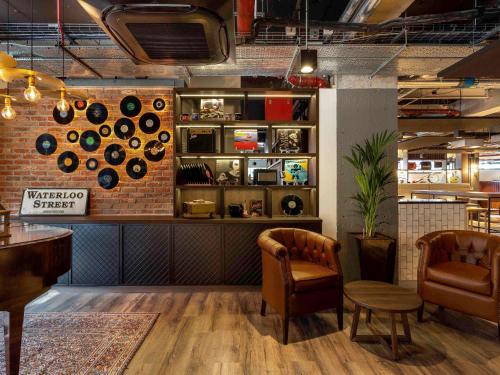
[128,137,141,149]
[104,143,126,165]
[57,151,79,173]
[98,168,119,190]
[158,130,171,144]
[80,130,101,152]
[67,130,79,143]
[53,105,74,125]
[86,158,99,171]
[74,100,87,111]
[144,140,165,162]
[86,102,108,125]
[120,95,142,117]
[126,157,147,179]
[99,124,112,137]
[35,133,57,155]
[153,98,166,111]
[139,112,160,134]
[281,194,304,216]
[114,118,136,140]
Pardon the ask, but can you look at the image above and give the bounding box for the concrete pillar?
[320,75,398,282]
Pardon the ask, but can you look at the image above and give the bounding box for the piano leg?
[4,308,24,375]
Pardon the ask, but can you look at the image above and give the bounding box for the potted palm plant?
[344,130,398,283]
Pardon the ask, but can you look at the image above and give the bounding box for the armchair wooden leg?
[260,299,267,317]
[337,304,344,331]
[417,302,424,322]
[283,313,289,345]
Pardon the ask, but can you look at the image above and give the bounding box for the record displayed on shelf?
[120,95,142,117]
[176,162,214,185]
[86,102,108,125]
[114,118,136,140]
[99,124,112,137]
[80,130,101,152]
[74,100,87,111]
[281,194,304,216]
[153,98,166,111]
[35,133,57,155]
[158,130,171,144]
[67,130,79,143]
[104,143,126,165]
[126,157,147,179]
[53,105,74,125]
[57,151,79,173]
[98,168,119,190]
[128,137,141,149]
[139,112,160,134]
[144,140,165,162]
[86,158,99,171]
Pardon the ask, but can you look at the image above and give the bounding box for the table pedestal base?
[350,305,413,361]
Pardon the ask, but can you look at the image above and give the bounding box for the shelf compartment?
[224,188,268,217]
[271,187,317,217]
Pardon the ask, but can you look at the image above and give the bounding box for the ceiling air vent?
[78,1,232,65]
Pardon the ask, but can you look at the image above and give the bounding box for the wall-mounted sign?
[20,188,89,216]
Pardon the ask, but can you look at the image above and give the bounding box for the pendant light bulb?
[1,97,16,120]
[56,89,69,112]
[24,76,41,103]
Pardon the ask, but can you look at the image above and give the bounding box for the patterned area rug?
[0,312,158,375]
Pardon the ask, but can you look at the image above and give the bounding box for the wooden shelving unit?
[173,88,319,219]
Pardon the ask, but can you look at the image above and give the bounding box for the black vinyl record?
[281,194,304,216]
[74,100,87,111]
[144,140,165,162]
[57,151,79,173]
[104,144,126,166]
[99,124,112,137]
[86,102,108,125]
[114,118,136,140]
[158,130,171,144]
[67,130,79,143]
[153,98,166,111]
[126,157,147,179]
[139,112,160,134]
[98,168,119,190]
[36,133,57,155]
[80,130,101,152]
[128,137,141,149]
[86,158,99,171]
[53,105,74,125]
[120,95,142,117]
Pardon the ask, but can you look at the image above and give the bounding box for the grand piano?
[0,222,72,375]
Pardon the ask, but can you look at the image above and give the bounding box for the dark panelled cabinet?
[71,224,120,285]
[47,223,72,285]
[174,224,222,284]
[123,224,171,285]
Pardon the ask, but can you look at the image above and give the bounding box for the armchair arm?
[321,235,343,278]
[416,231,450,282]
[257,233,288,258]
[491,245,500,301]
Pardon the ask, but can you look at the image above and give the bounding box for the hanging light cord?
[305,0,308,49]
[57,0,65,80]
[30,0,34,71]
[6,0,10,95]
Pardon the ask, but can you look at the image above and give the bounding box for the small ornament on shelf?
[0,203,11,239]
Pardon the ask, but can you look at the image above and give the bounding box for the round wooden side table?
[344,280,423,361]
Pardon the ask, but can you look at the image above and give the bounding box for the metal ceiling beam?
[399,117,500,132]
[59,43,102,78]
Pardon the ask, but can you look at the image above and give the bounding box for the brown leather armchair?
[416,230,500,337]
[258,228,343,344]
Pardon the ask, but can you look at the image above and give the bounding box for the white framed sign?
[20,188,89,216]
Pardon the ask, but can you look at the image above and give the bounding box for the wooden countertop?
[17,215,322,225]
[0,222,72,249]
[410,190,500,199]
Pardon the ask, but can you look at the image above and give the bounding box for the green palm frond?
[343,130,398,238]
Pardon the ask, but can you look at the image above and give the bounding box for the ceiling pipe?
[250,8,500,40]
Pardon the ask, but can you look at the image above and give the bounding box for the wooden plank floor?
[25,286,500,375]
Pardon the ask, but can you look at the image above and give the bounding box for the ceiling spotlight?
[24,75,41,103]
[1,96,16,120]
[300,49,317,74]
[56,88,69,112]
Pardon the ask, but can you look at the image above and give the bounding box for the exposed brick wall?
[0,88,174,215]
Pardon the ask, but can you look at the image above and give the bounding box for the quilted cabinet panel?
[71,224,120,285]
[123,224,171,285]
[174,224,222,284]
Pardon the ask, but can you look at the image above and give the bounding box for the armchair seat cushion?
[291,260,338,292]
[427,261,491,296]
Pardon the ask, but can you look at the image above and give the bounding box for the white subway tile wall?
[398,203,467,281]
